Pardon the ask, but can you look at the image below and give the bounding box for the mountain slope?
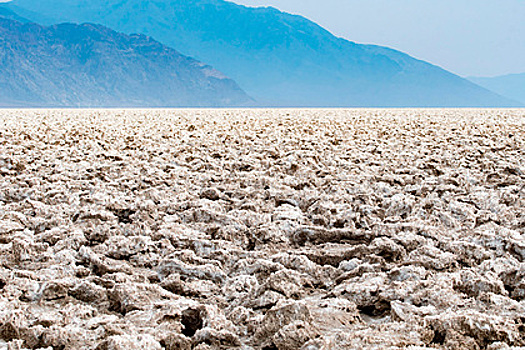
[0,6,30,22]
[469,73,525,105]
[2,0,519,107]
[0,16,250,107]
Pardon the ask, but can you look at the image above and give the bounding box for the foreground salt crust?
[0,109,524,350]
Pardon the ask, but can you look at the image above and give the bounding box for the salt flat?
[0,109,524,349]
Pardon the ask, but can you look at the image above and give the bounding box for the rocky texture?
[0,17,251,108]
[0,109,524,350]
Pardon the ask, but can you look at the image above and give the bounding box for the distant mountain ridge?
[0,6,30,22]
[2,0,519,107]
[469,73,525,105]
[0,16,251,107]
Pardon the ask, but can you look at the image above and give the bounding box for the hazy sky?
[234,0,525,77]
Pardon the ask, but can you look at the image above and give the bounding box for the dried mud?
[0,109,524,350]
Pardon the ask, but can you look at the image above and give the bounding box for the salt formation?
[0,109,524,349]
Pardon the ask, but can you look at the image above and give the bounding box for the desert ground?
[0,109,524,350]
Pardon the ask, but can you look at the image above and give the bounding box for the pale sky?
[234,0,525,77]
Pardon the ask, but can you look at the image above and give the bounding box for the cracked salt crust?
[0,109,524,350]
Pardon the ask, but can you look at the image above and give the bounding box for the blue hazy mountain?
[0,16,250,107]
[2,0,520,107]
[0,5,30,22]
[469,73,525,105]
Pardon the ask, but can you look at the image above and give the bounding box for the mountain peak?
[0,15,251,107]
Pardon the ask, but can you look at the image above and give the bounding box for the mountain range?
[469,73,525,106]
[0,13,250,107]
[0,0,522,107]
